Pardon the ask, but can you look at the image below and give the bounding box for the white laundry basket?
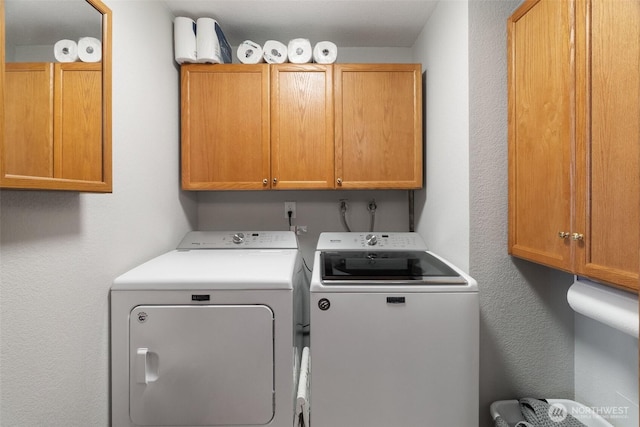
[490,399,613,427]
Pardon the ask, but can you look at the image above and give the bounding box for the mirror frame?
[0,0,112,192]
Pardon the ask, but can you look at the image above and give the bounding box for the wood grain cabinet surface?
[508,0,639,291]
[335,64,423,189]
[181,63,423,191]
[3,62,108,190]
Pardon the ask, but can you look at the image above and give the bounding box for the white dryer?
[111,231,305,427]
[310,232,479,427]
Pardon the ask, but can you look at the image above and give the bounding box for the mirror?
[1,0,112,191]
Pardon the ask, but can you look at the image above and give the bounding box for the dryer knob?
[232,233,245,244]
[365,233,378,246]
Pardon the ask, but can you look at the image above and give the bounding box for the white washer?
[310,232,479,427]
[111,231,305,427]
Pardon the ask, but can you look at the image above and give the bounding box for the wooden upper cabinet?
[181,63,422,191]
[0,0,112,192]
[271,64,334,189]
[3,62,106,188]
[4,63,55,178]
[508,0,639,292]
[181,64,270,190]
[335,64,423,189]
[574,0,639,290]
[55,63,103,182]
[507,0,574,271]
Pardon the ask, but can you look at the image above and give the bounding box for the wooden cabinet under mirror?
[0,0,112,192]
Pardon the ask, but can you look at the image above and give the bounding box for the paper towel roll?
[77,37,102,62]
[174,17,197,64]
[237,40,264,64]
[567,278,639,337]
[263,40,288,64]
[196,17,224,63]
[54,39,78,63]
[287,38,312,64]
[313,41,338,64]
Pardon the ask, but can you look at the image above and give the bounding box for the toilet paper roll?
[567,278,639,337]
[237,40,264,64]
[174,17,197,64]
[196,17,223,64]
[263,40,288,64]
[77,37,102,63]
[313,41,338,64]
[54,39,78,63]
[287,38,312,64]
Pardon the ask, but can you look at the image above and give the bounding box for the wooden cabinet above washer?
[180,63,423,191]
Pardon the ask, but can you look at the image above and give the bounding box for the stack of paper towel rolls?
[237,39,338,64]
[54,37,102,63]
[174,16,232,64]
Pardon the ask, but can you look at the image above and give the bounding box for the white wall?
[575,314,639,427]
[0,1,197,425]
[468,1,575,426]
[411,0,470,272]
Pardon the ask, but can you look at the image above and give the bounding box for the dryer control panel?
[178,231,298,249]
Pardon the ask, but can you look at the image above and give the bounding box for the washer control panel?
[178,231,298,249]
[316,232,427,251]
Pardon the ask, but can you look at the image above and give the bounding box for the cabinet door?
[335,64,422,189]
[574,0,639,291]
[54,63,103,182]
[4,63,54,178]
[507,0,575,271]
[271,64,334,189]
[181,64,270,190]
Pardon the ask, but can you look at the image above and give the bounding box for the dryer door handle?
[135,348,159,385]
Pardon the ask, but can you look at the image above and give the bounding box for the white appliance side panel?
[129,305,275,426]
[310,292,479,427]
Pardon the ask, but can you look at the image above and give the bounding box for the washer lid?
[320,250,467,284]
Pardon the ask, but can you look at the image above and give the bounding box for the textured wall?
[412,0,471,272]
[468,1,575,426]
[0,2,197,425]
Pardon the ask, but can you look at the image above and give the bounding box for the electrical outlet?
[284,201,296,219]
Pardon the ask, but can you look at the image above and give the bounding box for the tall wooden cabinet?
[3,62,107,189]
[508,0,639,291]
[181,63,422,191]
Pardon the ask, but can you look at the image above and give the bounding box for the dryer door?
[129,305,274,426]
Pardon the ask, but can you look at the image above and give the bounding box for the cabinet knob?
[558,232,570,239]
[273,178,278,185]
[262,179,268,185]
[571,233,584,241]
[337,178,342,185]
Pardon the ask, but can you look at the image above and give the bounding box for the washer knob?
[365,233,378,246]
[232,232,245,244]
